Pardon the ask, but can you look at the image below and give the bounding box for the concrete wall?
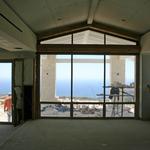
[0,1,36,51]
[140,54,150,120]
[14,51,35,85]
[110,56,125,84]
[24,59,34,85]
[40,55,56,101]
[141,32,150,53]
[140,31,150,120]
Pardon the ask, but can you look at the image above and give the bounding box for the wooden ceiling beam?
[87,0,100,24]
[37,44,140,54]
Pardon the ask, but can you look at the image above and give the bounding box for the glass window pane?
[41,104,70,117]
[73,55,104,102]
[40,34,72,44]
[106,104,122,117]
[73,104,103,117]
[106,35,136,45]
[106,55,136,103]
[73,30,104,44]
[40,55,71,102]
[123,104,135,117]
[73,55,104,59]
[40,54,136,118]
[0,63,12,122]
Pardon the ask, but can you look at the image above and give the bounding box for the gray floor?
[0,119,150,150]
[0,124,16,147]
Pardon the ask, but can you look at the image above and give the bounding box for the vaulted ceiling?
[3,0,150,42]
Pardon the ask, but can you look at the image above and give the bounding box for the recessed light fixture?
[121,19,126,22]
[14,47,23,49]
[57,18,62,21]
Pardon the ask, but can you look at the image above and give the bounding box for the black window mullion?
[103,55,106,117]
[103,34,106,118]
[70,34,73,118]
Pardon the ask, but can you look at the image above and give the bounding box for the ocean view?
[0,79,133,98]
[56,80,134,98]
[0,63,12,96]
[0,80,11,96]
[56,80,105,98]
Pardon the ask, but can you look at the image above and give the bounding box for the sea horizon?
[0,79,134,98]
[56,79,134,98]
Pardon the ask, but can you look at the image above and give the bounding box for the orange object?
[4,96,12,111]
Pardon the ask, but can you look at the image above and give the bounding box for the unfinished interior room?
[0,0,150,150]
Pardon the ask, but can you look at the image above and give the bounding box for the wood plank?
[92,22,140,42]
[38,21,140,42]
[37,44,140,54]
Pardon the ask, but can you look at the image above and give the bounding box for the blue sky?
[0,63,12,80]
[125,59,135,83]
[0,63,12,95]
[56,55,135,84]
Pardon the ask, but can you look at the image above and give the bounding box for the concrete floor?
[0,119,150,150]
[0,124,16,147]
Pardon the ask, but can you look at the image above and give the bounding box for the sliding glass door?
[40,54,136,118]
[0,62,12,122]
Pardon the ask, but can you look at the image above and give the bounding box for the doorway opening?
[0,62,12,123]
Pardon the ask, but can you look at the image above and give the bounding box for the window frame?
[36,30,140,119]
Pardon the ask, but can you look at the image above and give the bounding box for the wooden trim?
[32,58,36,119]
[38,21,140,42]
[37,22,89,41]
[40,117,135,119]
[33,55,40,119]
[22,60,25,122]
[37,52,138,119]
[92,22,140,41]
[40,102,136,105]
[37,55,41,119]
[37,44,140,54]
[0,60,13,62]
[32,58,37,119]
[135,54,140,119]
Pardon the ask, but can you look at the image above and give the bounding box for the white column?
[110,56,125,85]
[40,55,56,101]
